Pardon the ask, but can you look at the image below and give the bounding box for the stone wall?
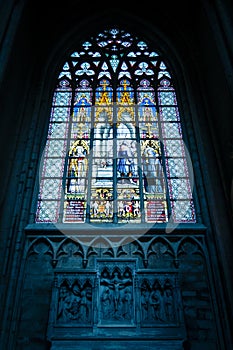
[16,233,218,349]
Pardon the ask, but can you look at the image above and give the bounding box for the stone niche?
[47,259,186,350]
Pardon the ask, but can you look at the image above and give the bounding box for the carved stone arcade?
[25,232,211,349]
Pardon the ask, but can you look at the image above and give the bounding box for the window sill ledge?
[25,222,207,236]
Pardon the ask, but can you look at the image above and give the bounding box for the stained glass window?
[35,28,196,224]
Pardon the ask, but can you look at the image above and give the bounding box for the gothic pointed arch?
[35,27,197,226]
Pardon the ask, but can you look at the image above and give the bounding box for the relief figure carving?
[57,282,92,324]
[100,270,133,322]
[140,278,176,324]
[164,287,174,321]
[149,282,165,321]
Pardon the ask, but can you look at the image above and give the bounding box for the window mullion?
[135,104,145,223]
[157,104,173,222]
[59,91,75,223]
[113,97,118,224]
[85,103,95,223]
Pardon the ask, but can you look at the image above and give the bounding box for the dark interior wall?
[0,0,233,348]
[183,5,233,334]
[197,1,233,200]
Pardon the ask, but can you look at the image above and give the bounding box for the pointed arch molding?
[27,235,206,268]
[32,26,199,227]
[27,234,206,269]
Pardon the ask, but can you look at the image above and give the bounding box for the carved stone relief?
[50,272,95,327]
[139,275,179,326]
[97,260,135,325]
[57,281,92,324]
[24,233,217,348]
[47,259,184,337]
